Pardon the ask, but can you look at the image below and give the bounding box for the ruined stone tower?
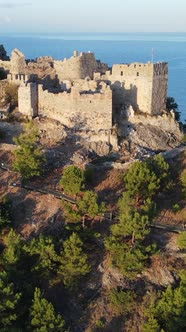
[11,49,26,74]
[54,51,99,81]
[18,83,38,118]
[95,61,168,116]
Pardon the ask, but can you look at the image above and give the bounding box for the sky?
[0,0,186,33]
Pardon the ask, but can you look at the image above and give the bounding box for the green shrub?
[177,232,186,249]
[95,319,105,329]
[108,288,133,314]
[172,203,180,213]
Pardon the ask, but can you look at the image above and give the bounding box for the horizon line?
[1,31,186,34]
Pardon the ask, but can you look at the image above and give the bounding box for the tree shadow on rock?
[8,189,37,230]
[103,315,125,332]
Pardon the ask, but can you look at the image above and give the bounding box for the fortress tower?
[95,61,168,116]
[18,83,38,118]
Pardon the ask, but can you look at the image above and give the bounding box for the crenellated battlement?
[7,73,30,85]
[101,61,168,79]
[153,62,168,76]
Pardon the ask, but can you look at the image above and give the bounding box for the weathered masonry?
[18,82,112,132]
[0,48,168,138]
[94,62,168,116]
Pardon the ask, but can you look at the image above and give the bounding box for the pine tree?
[112,207,150,241]
[0,198,11,231]
[58,232,90,288]
[62,190,105,224]
[78,190,105,219]
[2,229,22,266]
[143,271,186,332]
[13,122,45,180]
[105,235,147,278]
[30,288,66,332]
[154,277,186,331]
[166,96,180,121]
[23,235,58,280]
[124,160,160,203]
[146,154,171,191]
[61,200,81,223]
[142,315,161,332]
[60,165,85,196]
[104,180,157,278]
[0,271,21,328]
[124,155,170,204]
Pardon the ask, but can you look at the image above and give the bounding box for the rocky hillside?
[0,114,185,331]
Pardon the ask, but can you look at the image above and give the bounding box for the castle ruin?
[0,47,175,152]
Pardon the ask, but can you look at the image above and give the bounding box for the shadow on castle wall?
[0,66,8,79]
[111,81,138,124]
[40,74,61,91]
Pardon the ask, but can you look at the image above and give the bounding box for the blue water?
[0,32,186,122]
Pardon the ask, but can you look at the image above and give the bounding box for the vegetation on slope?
[0,134,185,331]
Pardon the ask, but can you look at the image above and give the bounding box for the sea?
[0,32,186,122]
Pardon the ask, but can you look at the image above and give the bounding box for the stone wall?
[37,84,112,131]
[152,63,168,115]
[60,79,99,92]
[18,81,112,132]
[54,51,98,81]
[79,128,118,146]
[0,80,9,100]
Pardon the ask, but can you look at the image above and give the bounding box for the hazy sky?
[0,0,186,33]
